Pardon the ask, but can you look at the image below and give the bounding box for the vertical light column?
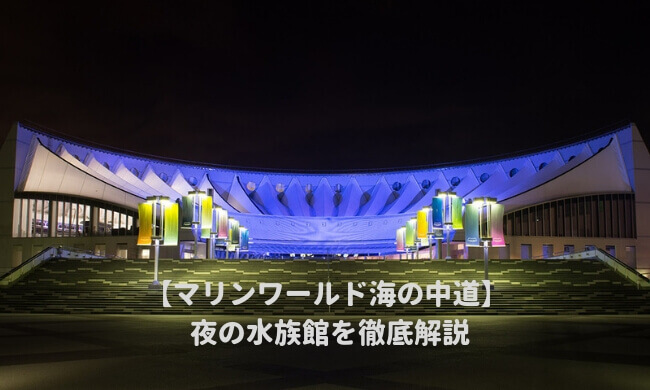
[434,191,463,259]
[416,207,429,259]
[138,196,174,289]
[185,190,207,259]
[466,197,503,290]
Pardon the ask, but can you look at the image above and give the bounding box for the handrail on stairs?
[0,246,105,287]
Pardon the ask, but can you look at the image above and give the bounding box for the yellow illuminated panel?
[417,209,428,239]
[201,196,212,239]
[137,203,152,246]
[163,203,179,246]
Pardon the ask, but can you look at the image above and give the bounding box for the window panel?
[549,201,556,236]
[604,195,612,238]
[106,209,113,236]
[84,205,91,236]
[70,202,78,237]
[617,194,625,238]
[26,199,35,238]
[98,207,106,236]
[557,200,564,237]
[564,199,573,237]
[522,209,529,236]
[514,210,521,236]
[624,194,633,238]
[13,196,138,239]
[502,193,635,239]
[598,196,605,238]
[585,196,593,237]
[12,199,21,237]
[611,195,619,238]
[577,197,585,237]
[543,203,550,236]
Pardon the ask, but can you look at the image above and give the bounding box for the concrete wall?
[0,124,17,274]
[629,124,650,274]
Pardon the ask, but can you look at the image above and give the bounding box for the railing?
[549,249,650,289]
[0,246,105,287]
[533,250,572,259]
[593,248,650,289]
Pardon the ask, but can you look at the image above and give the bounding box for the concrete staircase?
[1,257,648,315]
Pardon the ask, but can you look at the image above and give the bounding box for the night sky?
[1,1,649,171]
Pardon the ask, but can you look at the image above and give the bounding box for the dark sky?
[1,1,649,171]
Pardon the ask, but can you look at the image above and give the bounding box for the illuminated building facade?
[1,122,649,276]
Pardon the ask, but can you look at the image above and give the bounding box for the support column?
[149,239,161,289]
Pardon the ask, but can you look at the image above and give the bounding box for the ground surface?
[0,314,649,389]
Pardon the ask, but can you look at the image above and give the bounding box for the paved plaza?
[0,314,649,389]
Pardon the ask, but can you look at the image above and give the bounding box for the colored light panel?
[137,203,152,246]
[162,203,179,246]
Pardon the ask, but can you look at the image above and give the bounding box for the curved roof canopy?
[11,122,642,255]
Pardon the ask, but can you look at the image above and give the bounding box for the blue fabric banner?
[432,197,443,230]
[240,228,249,251]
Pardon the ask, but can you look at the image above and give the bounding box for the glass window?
[140,248,150,259]
[120,211,127,234]
[32,199,40,237]
[113,210,120,233]
[12,197,138,239]
[70,202,78,237]
[98,207,106,236]
[22,199,29,237]
[43,200,50,237]
[56,201,63,237]
[12,199,21,237]
[26,199,35,238]
[80,204,86,236]
[116,243,128,259]
[94,244,106,256]
[66,202,72,237]
[106,210,113,236]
